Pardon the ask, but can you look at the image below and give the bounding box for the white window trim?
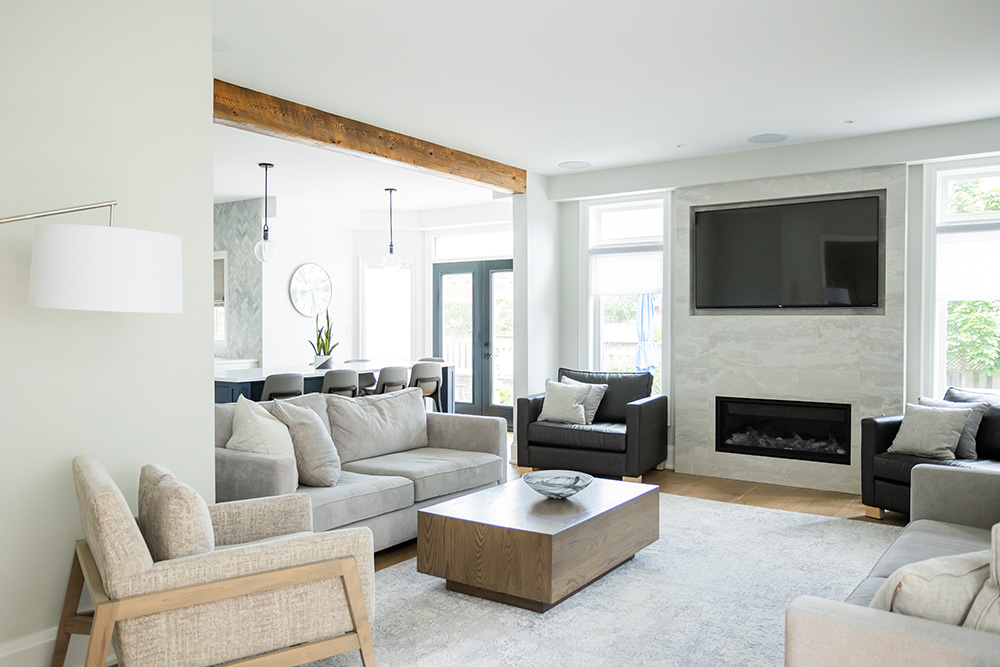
[357,255,415,360]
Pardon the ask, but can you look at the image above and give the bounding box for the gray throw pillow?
[560,376,609,424]
[138,464,215,562]
[918,397,990,460]
[888,403,973,460]
[537,379,590,425]
[272,399,341,487]
[326,388,429,464]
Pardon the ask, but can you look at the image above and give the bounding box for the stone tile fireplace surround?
[671,165,906,494]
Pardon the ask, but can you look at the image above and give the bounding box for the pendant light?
[254,162,277,263]
[382,187,402,269]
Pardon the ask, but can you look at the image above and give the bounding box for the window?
[432,229,513,262]
[213,251,227,345]
[586,196,665,393]
[932,163,1000,394]
[360,258,412,360]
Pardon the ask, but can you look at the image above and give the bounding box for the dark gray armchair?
[516,368,668,481]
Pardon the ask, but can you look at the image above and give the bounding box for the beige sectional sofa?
[215,388,507,551]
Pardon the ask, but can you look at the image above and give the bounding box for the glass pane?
[491,271,514,407]
[363,264,411,360]
[442,273,474,403]
[599,293,663,394]
[945,300,1000,391]
[947,175,1000,216]
[592,203,663,246]
[435,231,513,261]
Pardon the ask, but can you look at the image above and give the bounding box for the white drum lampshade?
[28,223,183,313]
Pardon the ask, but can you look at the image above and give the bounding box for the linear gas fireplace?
[716,396,851,465]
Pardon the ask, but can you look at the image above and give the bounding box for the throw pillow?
[272,399,341,487]
[537,379,590,425]
[918,397,990,460]
[327,388,428,464]
[887,403,973,460]
[226,395,296,461]
[138,464,215,562]
[870,550,991,625]
[561,375,609,425]
[964,524,1000,634]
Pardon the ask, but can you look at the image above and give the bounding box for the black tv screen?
[693,192,882,309]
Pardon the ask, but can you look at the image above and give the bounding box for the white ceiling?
[212,0,1000,182]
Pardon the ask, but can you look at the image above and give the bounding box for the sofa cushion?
[527,421,628,453]
[214,402,236,448]
[888,403,971,460]
[265,393,333,433]
[226,396,296,463]
[944,387,1000,460]
[537,379,590,425]
[873,452,947,484]
[271,399,341,487]
[138,464,214,562]
[870,550,991,625]
[561,376,609,425]
[327,388,428,464]
[964,524,1000,634]
[342,448,502,502]
[300,471,414,532]
[869,520,991,579]
[845,576,888,607]
[559,368,652,423]
[919,396,990,460]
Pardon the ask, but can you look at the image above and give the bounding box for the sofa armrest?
[625,394,668,476]
[208,493,312,547]
[215,448,298,503]
[911,464,1000,529]
[861,415,903,506]
[786,596,1000,667]
[516,393,545,467]
[426,412,506,459]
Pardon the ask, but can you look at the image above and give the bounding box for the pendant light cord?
[260,162,273,240]
[386,187,396,254]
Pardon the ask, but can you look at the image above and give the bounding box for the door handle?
[482,353,492,359]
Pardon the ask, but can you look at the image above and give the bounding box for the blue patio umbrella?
[634,293,657,372]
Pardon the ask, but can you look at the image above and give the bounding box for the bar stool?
[364,366,408,395]
[408,362,443,411]
[345,359,376,393]
[260,373,304,401]
[321,369,359,397]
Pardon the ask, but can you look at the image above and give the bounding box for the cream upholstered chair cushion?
[138,464,215,562]
[272,399,342,487]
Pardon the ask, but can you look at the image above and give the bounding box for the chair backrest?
[408,362,442,397]
[72,456,153,595]
[418,357,445,362]
[557,368,653,423]
[260,373,304,401]
[375,366,408,394]
[322,369,359,397]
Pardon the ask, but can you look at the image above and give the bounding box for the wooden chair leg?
[341,563,376,666]
[84,603,117,667]
[51,551,85,667]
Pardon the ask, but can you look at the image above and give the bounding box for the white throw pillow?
[887,403,972,460]
[561,376,609,425]
[272,399,341,487]
[226,395,296,460]
[918,396,990,460]
[138,464,215,562]
[327,388,428,464]
[537,379,590,425]
[870,550,991,625]
[964,524,1000,634]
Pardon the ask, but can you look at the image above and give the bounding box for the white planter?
[314,355,334,369]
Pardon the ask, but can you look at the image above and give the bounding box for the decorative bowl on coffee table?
[522,470,594,499]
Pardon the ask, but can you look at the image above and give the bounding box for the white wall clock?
[289,263,332,317]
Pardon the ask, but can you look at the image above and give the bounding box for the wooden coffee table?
[417,477,659,612]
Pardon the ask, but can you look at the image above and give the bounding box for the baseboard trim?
[0,626,115,667]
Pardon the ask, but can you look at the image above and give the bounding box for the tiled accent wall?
[214,199,263,361]
[671,165,906,494]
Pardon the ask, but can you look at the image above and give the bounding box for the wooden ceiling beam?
[213,79,527,195]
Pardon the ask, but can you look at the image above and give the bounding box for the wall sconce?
[0,200,183,313]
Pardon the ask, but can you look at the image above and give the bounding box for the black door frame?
[432,259,513,424]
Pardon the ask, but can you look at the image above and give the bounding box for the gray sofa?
[786,465,1000,666]
[215,389,507,551]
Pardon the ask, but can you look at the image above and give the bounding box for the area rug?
[310,493,902,667]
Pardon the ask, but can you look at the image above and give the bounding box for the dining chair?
[260,373,304,401]
[418,357,445,362]
[408,362,443,411]
[364,366,408,395]
[322,369,359,397]
[344,360,376,393]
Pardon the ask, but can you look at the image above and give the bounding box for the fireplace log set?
[724,426,846,456]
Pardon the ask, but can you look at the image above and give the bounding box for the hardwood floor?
[374,465,906,571]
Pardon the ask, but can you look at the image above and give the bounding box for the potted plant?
[309,311,339,369]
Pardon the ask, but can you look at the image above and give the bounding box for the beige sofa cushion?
[300,471,414,532]
[226,396,296,474]
[870,550,990,624]
[326,388,428,463]
[272,399,341,487]
[342,448,502,502]
[138,464,215,562]
[965,524,1000,633]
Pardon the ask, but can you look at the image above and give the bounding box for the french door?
[433,260,513,424]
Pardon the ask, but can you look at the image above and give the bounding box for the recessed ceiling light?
[747,133,788,144]
[558,161,591,170]
[844,119,855,124]
[676,144,686,148]
[213,35,234,53]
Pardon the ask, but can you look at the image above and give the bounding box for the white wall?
[261,220,354,366]
[0,1,212,665]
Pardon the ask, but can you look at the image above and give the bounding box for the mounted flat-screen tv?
[692,191,884,309]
